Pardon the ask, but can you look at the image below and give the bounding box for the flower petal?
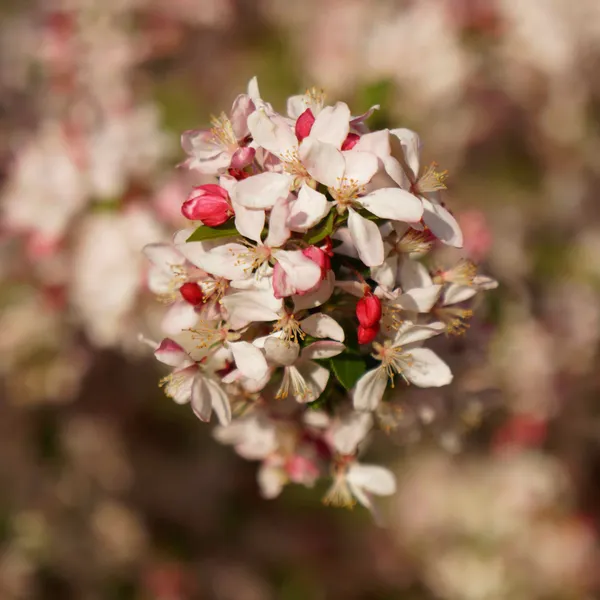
[332,412,373,455]
[347,208,384,267]
[292,271,335,311]
[300,313,345,342]
[360,188,423,223]
[178,242,250,281]
[229,340,269,380]
[390,128,421,180]
[301,340,345,360]
[347,464,396,496]
[309,101,350,147]
[264,337,300,366]
[275,250,322,292]
[221,289,282,329]
[341,150,379,185]
[205,378,232,426]
[403,347,453,387]
[394,322,446,346]
[287,184,331,232]
[398,259,434,290]
[421,197,463,248]
[443,283,477,305]
[265,196,291,247]
[161,301,199,335]
[191,374,212,421]
[298,138,345,188]
[231,199,265,243]
[233,171,293,209]
[294,361,330,403]
[394,285,442,313]
[352,368,388,411]
[247,109,297,157]
[154,338,193,367]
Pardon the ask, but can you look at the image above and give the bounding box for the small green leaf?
[187,220,239,242]
[329,353,368,390]
[304,209,336,245]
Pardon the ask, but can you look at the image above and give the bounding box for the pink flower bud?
[179,282,204,306]
[181,184,233,225]
[231,146,256,169]
[295,108,315,142]
[302,245,331,275]
[356,293,382,327]
[357,324,379,345]
[341,133,360,150]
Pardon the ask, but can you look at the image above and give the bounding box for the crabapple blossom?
[145,77,497,517]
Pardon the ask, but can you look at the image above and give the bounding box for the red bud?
[357,324,379,344]
[179,282,204,306]
[341,133,360,150]
[181,184,233,225]
[356,293,382,327]
[295,108,315,142]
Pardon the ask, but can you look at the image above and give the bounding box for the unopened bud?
[356,293,382,327]
[179,282,204,306]
[181,184,233,226]
[357,324,379,345]
[295,109,315,142]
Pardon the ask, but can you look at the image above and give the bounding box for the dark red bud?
[357,324,379,345]
[295,108,315,142]
[356,293,382,327]
[341,133,360,150]
[179,282,204,306]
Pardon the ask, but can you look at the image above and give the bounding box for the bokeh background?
[2,0,600,598]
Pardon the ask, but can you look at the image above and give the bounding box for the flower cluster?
[144,78,497,513]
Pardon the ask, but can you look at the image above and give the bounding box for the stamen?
[396,228,435,255]
[276,366,311,401]
[372,341,413,387]
[159,371,190,400]
[190,320,239,348]
[413,162,448,194]
[272,313,305,343]
[435,306,473,336]
[330,176,364,207]
[434,259,477,286]
[210,112,238,148]
[322,470,356,509]
[304,86,326,111]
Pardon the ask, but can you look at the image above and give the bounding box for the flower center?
[433,259,477,286]
[191,320,240,349]
[372,340,413,386]
[330,177,363,210]
[412,162,448,195]
[233,242,272,275]
[210,112,238,149]
[434,306,473,336]
[304,86,325,112]
[276,365,311,401]
[395,228,435,255]
[281,148,312,189]
[272,313,305,343]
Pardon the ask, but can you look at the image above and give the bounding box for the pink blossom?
[181,184,233,225]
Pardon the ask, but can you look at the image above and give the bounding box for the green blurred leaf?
[304,209,336,245]
[187,220,239,242]
[330,353,368,390]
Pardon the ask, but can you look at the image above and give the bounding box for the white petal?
[287,94,308,119]
[331,228,359,258]
[394,285,442,313]
[257,464,286,499]
[334,279,365,298]
[443,283,477,305]
[264,338,300,366]
[370,255,398,290]
[233,171,293,209]
[166,366,195,405]
[360,188,423,222]
[347,463,397,496]
[301,341,345,360]
[191,375,212,421]
[341,150,379,185]
[287,184,331,232]
[247,109,297,158]
[332,412,373,455]
[292,271,335,311]
[309,101,350,147]
[247,76,261,102]
[474,275,498,290]
[205,378,232,425]
[275,250,321,292]
[143,243,185,269]
[394,322,446,346]
[421,197,463,248]
[161,301,199,335]
[390,128,421,179]
[300,313,345,342]
[221,290,282,329]
[178,242,249,281]
[403,347,453,387]
[229,341,269,380]
[231,199,265,243]
[347,208,384,267]
[398,259,434,290]
[294,361,330,403]
[154,338,193,367]
[264,196,291,247]
[352,368,388,411]
[298,138,345,188]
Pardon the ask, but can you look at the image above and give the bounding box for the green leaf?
[329,353,368,391]
[303,209,336,245]
[187,220,239,242]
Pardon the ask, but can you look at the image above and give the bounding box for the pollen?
[276,366,312,402]
[396,227,435,256]
[190,320,239,348]
[322,470,356,509]
[330,176,364,208]
[210,112,238,148]
[272,313,305,343]
[413,162,448,195]
[434,259,477,286]
[304,86,326,110]
[435,306,473,336]
[372,340,413,387]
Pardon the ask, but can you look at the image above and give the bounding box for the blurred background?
[2,0,600,598]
